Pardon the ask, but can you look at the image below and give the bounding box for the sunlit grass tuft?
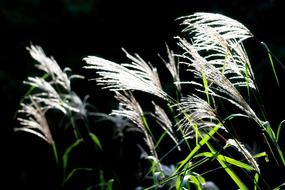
[16,12,285,189]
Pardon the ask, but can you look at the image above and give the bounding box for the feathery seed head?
[111,91,159,159]
[179,12,253,42]
[225,139,260,173]
[111,91,144,129]
[176,36,262,125]
[84,50,171,102]
[174,95,225,138]
[17,96,54,144]
[27,45,71,91]
[152,101,180,148]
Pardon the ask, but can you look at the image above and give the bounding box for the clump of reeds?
[17,12,285,189]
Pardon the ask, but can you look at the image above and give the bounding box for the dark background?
[1,0,285,189]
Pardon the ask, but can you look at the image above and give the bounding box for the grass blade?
[62,168,93,186]
[216,157,248,190]
[176,124,221,173]
[276,120,285,143]
[254,173,259,190]
[89,133,102,150]
[63,138,83,178]
[52,143,59,166]
[195,152,255,171]
[261,42,280,87]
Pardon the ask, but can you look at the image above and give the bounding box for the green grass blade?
[52,143,59,166]
[62,168,93,186]
[276,120,285,143]
[176,173,206,190]
[99,170,106,190]
[202,134,248,189]
[63,138,83,178]
[175,175,182,190]
[204,144,248,189]
[254,173,259,190]
[106,180,114,190]
[263,123,285,166]
[276,144,285,166]
[261,42,280,87]
[262,122,285,166]
[155,131,167,148]
[89,133,102,150]
[195,152,255,171]
[187,175,205,190]
[217,155,254,171]
[253,152,268,159]
[216,158,248,190]
[264,122,276,142]
[176,124,221,173]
